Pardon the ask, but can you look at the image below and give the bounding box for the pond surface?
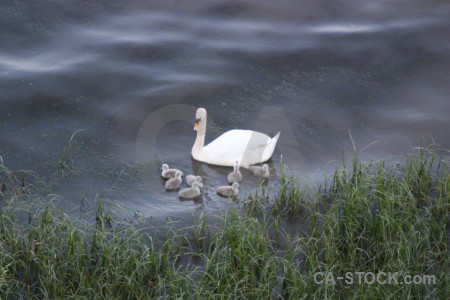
[1,0,449,221]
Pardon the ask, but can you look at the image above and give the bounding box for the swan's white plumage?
[191,108,280,168]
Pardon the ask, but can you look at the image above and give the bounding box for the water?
[1,0,449,220]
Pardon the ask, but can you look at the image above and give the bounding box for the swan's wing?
[202,130,252,166]
[202,129,273,168]
[261,132,281,162]
[239,131,273,168]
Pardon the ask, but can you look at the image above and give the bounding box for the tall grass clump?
[271,162,311,217]
[299,147,449,298]
[0,147,448,299]
[58,129,85,178]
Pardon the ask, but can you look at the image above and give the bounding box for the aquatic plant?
[0,147,448,299]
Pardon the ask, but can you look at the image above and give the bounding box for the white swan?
[161,164,183,179]
[249,164,270,178]
[191,108,280,168]
[227,161,242,184]
[179,182,201,199]
[186,175,203,187]
[216,182,240,197]
[165,171,182,190]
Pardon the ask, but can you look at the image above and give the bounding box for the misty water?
[1,0,449,222]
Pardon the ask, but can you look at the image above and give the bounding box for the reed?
[0,147,448,299]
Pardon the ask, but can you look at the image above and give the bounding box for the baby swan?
[186,175,203,187]
[161,164,183,179]
[249,164,270,178]
[165,171,182,190]
[227,161,242,184]
[179,182,201,199]
[216,182,240,197]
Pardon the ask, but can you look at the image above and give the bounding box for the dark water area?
[1,0,449,220]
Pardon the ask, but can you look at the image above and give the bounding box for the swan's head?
[162,164,169,171]
[262,164,269,171]
[194,108,206,132]
[232,182,239,190]
[192,181,201,190]
[193,176,203,187]
[175,171,182,178]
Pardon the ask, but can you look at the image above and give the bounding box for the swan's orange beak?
[194,121,200,132]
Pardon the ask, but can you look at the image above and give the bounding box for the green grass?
[58,129,86,178]
[0,147,448,299]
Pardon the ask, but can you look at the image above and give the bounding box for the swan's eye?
[195,118,201,123]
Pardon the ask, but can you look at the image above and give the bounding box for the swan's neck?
[192,114,207,158]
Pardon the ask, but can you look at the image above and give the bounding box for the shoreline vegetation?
[0,147,448,299]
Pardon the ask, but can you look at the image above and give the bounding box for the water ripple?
[0,51,97,74]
